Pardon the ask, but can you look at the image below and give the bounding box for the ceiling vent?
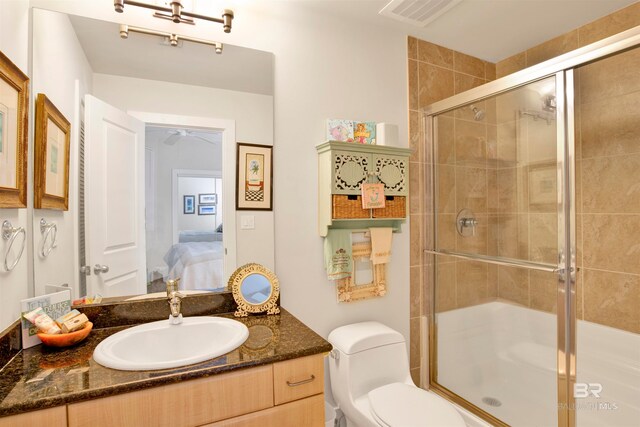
[379,0,463,27]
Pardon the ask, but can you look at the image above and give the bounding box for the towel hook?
[40,218,58,258]
[2,220,26,272]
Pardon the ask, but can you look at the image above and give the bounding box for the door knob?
[94,264,110,274]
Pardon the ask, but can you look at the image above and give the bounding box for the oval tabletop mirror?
[229,263,280,317]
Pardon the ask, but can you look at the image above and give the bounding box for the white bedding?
[163,241,224,290]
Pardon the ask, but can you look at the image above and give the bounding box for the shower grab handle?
[423,249,559,273]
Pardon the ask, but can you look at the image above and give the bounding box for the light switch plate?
[241,215,255,230]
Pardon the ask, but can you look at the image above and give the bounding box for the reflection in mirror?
[240,273,272,305]
[30,9,274,302]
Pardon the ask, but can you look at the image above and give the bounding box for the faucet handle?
[166,278,180,296]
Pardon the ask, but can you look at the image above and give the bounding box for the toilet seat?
[368,383,466,427]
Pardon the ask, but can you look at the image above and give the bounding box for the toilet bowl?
[328,321,466,427]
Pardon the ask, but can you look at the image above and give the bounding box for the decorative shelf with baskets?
[317,141,411,237]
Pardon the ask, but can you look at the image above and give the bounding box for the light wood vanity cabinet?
[4,354,325,427]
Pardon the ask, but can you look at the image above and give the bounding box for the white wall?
[26,0,411,343]
[0,0,30,332]
[92,73,275,270]
[31,9,93,298]
[177,177,220,231]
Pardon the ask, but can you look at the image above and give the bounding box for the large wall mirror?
[29,8,275,301]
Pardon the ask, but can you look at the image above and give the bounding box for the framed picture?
[199,193,217,204]
[236,142,273,211]
[198,205,216,215]
[0,50,29,208]
[529,162,556,207]
[34,94,71,210]
[183,195,195,214]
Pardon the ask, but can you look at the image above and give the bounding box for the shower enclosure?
[423,27,640,427]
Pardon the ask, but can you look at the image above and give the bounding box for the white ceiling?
[299,0,637,62]
[69,14,274,95]
[146,126,223,146]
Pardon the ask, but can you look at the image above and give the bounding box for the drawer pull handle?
[286,374,315,387]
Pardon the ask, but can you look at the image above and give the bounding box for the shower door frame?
[422,25,640,427]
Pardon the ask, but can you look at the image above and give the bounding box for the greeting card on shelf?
[326,119,354,142]
[354,121,377,144]
[361,183,385,209]
[20,290,71,348]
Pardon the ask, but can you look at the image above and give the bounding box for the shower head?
[470,104,485,121]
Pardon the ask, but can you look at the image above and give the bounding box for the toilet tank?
[328,322,412,400]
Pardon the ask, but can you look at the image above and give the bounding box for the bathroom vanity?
[0,308,330,427]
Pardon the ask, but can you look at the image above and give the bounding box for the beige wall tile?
[410,317,421,369]
[498,266,529,306]
[408,59,419,111]
[495,214,529,260]
[437,165,456,214]
[487,264,498,297]
[485,62,497,81]
[436,115,455,165]
[437,214,456,252]
[496,121,518,166]
[435,262,456,312]
[529,213,558,264]
[487,169,498,214]
[580,90,640,159]
[453,51,485,78]
[496,52,526,78]
[410,214,424,267]
[409,161,422,215]
[456,261,488,308]
[409,110,423,162]
[410,266,422,318]
[526,30,579,67]
[578,48,640,104]
[419,63,454,107]
[408,36,418,60]
[497,167,528,214]
[578,2,640,46]
[583,269,640,334]
[529,270,558,314]
[417,39,453,68]
[455,166,488,214]
[455,119,487,166]
[582,214,640,275]
[456,214,488,254]
[454,72,486,94]
[582,154,640,214]
[486,124,497,166]
[528,163,557,214]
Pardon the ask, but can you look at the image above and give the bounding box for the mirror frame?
[229,263,279,317]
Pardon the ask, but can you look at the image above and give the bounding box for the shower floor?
[436,302,640,427]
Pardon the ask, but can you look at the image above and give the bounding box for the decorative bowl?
[37,322,93,347]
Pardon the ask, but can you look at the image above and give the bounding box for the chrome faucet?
[166,279,184,324]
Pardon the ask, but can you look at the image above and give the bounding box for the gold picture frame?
[236,143,273,210]
[229,263,280,317]
[0,50,29,208]
[337,241,387,302]
[34,93,71,211]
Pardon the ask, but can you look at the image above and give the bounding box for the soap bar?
[23,307,62,335]
[61,313,89,333]
[55,309,81,327]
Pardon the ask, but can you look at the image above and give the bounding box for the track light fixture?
[119,24,223,54]
[114,0,234,33]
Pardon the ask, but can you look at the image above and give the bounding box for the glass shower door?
[430,75,564,426]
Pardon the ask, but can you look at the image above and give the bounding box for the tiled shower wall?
[408,1,640,386]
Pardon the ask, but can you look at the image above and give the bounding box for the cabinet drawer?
[273,354,324,405]
[0,406,66,427]
[68,365,273,427]
[204,394,325,427]
[332,195,370,219]
[372,196,406,218]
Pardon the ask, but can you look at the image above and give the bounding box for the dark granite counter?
[0,309,331,418]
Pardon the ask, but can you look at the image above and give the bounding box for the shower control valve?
[456,209,478,237]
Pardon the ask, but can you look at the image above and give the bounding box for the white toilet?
[328,321,466,427]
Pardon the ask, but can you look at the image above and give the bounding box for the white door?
[85,95,146,297]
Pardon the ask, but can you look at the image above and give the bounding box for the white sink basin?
[93,316,249,371]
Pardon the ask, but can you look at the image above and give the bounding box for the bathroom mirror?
[229,263,280,317]
[29,9,275,302]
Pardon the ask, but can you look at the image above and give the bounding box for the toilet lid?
[368,383,466,427]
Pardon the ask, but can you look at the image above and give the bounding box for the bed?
[163,230,224,291]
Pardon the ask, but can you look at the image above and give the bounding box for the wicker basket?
[332,195,371,219]
[372,196,406,218]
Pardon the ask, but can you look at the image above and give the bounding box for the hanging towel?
[369,227,393,265]
[324,230,353,280]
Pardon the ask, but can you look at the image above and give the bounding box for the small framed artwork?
[198,205,216,215]
[183,195,195,214]
[199,193,217,204]
[236,142,273,211]
[529,163,556,208]
[0,50,29,208]
[34,94,71,210]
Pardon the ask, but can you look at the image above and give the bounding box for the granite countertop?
[0,309,332,418]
